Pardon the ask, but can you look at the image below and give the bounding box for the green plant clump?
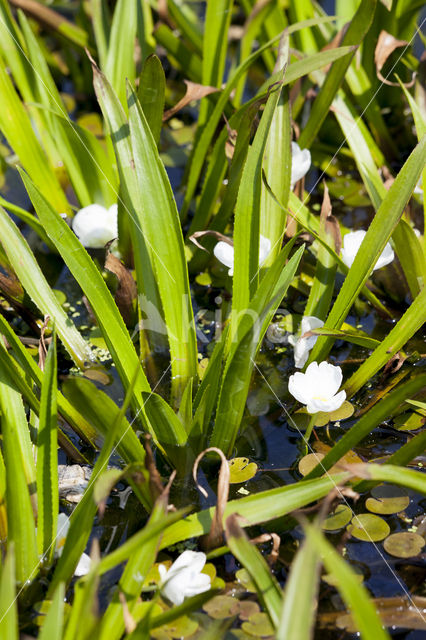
[0,1,425,638]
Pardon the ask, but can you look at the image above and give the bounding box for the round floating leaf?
[229,458,258,484]
[347,514,390,542]
[384,532,425,558]
[238,601,260,621]
[195,271,212,286]
[61,92,77,113]
[53,289,67,305]
[314,401,355,427]
[89,327,108,350]
[298,453,325,476]
[313,442,363,469]
[393,411,425,431]
[203,595,239,619]
[198,357,209,380]
[236,568,256,593]
[83,367,112,385]
[241,612,274,637]
[77,112,103,136]
[366,485,410,515]
[232,631,265,640]
[290,410,311,431]
[322,504,353,531]
[152,615,199,639]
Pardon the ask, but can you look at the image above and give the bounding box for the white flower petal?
[71,203,118,248]
[306,390,346,414]
[288,371,312,404]
[373,242,394,271]
[159,551,210,606]
[291,142,311,186]
[74,553,91,577]
[292,316,324,368]
[341,229,394,271]
[341,230,366,269]
[259,235,271,265]
[317,361,342,395]
[54,513,70,558]
[293,338,311,369]
[214,241,235,274]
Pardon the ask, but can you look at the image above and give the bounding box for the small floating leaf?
[322,504,353,531]
[195,271,212,286]
[347,514,390,542]
[152,615,199,638]
[53,289,67,305]
[236,568,256,593]
[290,410,311,431]
[298,453,325,476]
[229,458,258,483]
[241,612,274,637]
[203,595,239,619]
[314,401,355,427]
[393,411,425,431]
[83,367,112,385]
[198,357,209,380]
[383,532,425,558]
[238,601,260,620]
[366,485,410,515]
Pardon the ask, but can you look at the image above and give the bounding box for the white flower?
[55,513,91,577]
[288,361,346,414]
[71,204,118,248]
[288,316,324,369]
[291,141,311,187]
[213,235,271,276]
[158,550,211,606]
[341,230,394,271]
[414,177,423,200]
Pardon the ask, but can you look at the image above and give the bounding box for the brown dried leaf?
[382,352,406,376]
[38,315,50,371]
[104,251,137,325]
[119,591,136,633]
[143,434,165,502]
[193,447,230,550]
[250,532,281,566]
[321,182,341,254]
[189,230,233,253]
[0,268,23,299]
[163,80,219,121]
[375,31,415,87]
[320,25,350,73]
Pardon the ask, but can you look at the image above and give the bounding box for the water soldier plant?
[0,0,425,638]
